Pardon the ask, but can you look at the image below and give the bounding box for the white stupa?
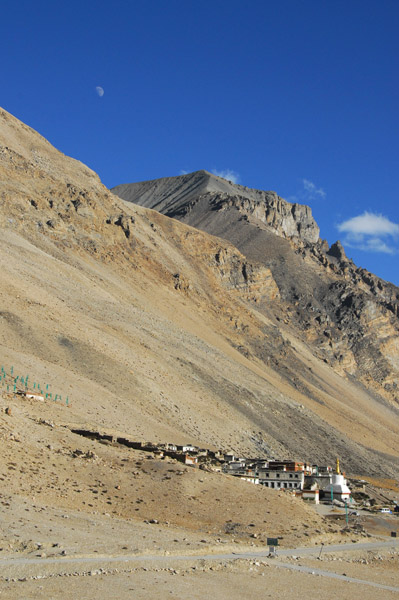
[323,458,351,502]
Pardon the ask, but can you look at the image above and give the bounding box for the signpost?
[267,537,278,556]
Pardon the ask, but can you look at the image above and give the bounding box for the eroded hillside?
[0,108,398,480]
[114,172,399,420]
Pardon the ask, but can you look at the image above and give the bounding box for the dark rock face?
[112,171,399,406]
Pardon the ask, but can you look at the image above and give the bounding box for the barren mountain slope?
[114,172,399,417]
[0,108,345,558]
[0,108,398,483]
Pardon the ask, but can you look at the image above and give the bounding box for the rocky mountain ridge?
[113,172,399,406]
[113,170,320,243]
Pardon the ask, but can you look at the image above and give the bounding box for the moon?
[96,86,104,97]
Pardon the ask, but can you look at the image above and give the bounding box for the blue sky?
[1,1,398,285]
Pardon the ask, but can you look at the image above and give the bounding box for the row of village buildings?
[71,430,351,505]
[12,389,351,505]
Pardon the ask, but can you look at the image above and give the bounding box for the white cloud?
[302,179,326,199]
[337,211,399,254]
[95,86,104,97]
[179,169,189,175]
[287,178,326,204]
[338,212,399,236]
[211,169,240,184]
[362,238,396,254]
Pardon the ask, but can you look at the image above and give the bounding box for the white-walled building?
[258,468,304,490]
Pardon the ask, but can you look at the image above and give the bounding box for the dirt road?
[1,539,399,591]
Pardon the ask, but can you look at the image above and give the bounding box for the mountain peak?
[112,171,320,244]
[111,169,246,212]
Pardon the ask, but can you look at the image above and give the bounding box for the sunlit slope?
[1,107,399,477]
